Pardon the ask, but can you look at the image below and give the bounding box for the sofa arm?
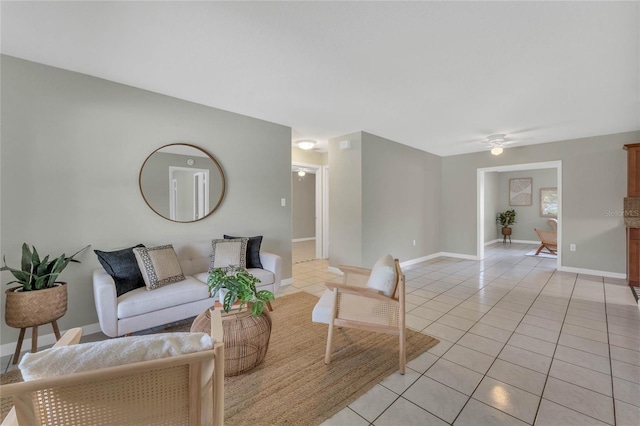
[92,269,119,337]
[259,252,282,294]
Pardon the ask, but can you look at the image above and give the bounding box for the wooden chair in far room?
[534,219,558,256]
[0,310,225,426]
[312,255,407,374]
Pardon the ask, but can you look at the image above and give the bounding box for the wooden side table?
[191,306,272,376]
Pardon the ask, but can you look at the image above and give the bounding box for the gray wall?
[292,147,327,166]
[497,169,557,242]
[328,132,363,267]
[1,55,293,346]
[361,132,441,267]
[292,172,316,239]
[328,131,441,268]
[442,131,639,273]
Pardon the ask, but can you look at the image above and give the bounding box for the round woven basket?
[5,283,68,328]
[191,307,272,377]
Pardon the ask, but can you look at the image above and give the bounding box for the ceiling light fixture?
[490,146,504,156]
[296,139,316,150]
[487,134,506,156]
[297,170,306,177]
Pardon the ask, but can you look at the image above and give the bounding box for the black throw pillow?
[94,244,146,297]
[223,235,263,269]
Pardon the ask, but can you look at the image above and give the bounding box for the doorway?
[168,166,210,221]
[477,161,562,269]
[291,162,328,263]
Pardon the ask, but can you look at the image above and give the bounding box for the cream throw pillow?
[209,238,249,272]
[133,244,185,290]
[365,254,397,297]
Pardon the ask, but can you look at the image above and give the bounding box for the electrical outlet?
[570,244,576,252]
[281,198,286,207]
[413,240,416,246]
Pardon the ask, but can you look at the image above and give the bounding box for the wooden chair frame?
[1,310,224,426]
[324,258,406,374]
[534,228,558,255]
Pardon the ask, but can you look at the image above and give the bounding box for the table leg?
[31,325,38,354]
[51,320,61,340]
[12,328,26,364]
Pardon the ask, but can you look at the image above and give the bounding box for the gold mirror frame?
[139,143,226,222]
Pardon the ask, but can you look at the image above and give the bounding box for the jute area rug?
[1,291,439,425]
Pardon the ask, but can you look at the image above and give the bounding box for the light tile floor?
[282,243,640,426]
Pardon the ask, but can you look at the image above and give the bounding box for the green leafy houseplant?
[207,266,275,317]
[1,243,90,291]
[496,209,517,228]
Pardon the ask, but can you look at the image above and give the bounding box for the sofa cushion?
[365,255,397,297]
[117,276,209,319]
[194,268,274,288]
[94,244,146,297]
[209,238,248,272]
[224,235,263,269]
[133,245,185,290]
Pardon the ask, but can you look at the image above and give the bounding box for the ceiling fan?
[485,134,509,155]
[479,131,535,155]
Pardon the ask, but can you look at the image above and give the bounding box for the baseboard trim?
[557,266,626,280]
[511,239,540,244]
[281,278,294,286]
[292,237,316,243]
[484,239,500,246]
[400,253,442,267]
[439,252,480,261]
[1,323,103,358]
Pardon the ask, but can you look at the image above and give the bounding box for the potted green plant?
[1,243,89,362]
[207,265,274,317]
[496,209,517,238]
[2,243,89,292]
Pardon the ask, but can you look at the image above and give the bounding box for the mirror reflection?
[139,144,225,222]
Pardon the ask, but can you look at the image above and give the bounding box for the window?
[540,187,558,217]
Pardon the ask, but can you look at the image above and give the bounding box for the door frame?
[477,160,562,269]
[292,162,328,259]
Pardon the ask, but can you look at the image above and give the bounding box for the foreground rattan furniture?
[191,306,272,376]
[312,255,407,374]
[0,310,225,426]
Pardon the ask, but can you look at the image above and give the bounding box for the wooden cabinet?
[624,143,640,287]
[629,228,640,287]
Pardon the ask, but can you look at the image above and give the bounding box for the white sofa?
[93,240,282,337]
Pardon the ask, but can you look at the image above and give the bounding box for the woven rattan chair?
[1,310,225,426]
[534,227,558,255]
[312,255,407,374]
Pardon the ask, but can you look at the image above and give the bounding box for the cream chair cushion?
[19,332,214,381]
[365,254,397,297]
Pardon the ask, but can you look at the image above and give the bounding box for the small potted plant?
[2,243,89,361]
[207,265,274,317]
[496,209,517,237]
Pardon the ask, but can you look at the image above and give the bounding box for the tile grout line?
[529,271,578,425]
[449,265,562,425]
[603,279,617,426]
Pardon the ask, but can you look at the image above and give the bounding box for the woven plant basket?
[191,307,272,376]
[5,283,67,328]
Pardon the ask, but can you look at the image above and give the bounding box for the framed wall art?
[509,178,532,206]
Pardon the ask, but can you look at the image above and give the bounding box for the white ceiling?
[1,1,638,156]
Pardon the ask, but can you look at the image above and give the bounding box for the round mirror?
[139,144,226,222]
